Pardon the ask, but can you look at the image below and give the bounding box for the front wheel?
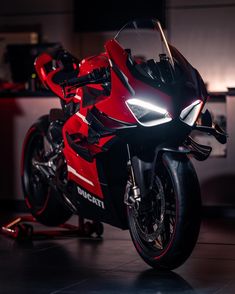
[128,152,201,270]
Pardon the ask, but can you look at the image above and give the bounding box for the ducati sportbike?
[22,19,226,269]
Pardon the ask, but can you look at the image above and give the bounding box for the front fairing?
[97,19,207,126]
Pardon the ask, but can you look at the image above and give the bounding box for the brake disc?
[132,176,166,243]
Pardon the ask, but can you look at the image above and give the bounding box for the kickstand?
[0,215,104,241]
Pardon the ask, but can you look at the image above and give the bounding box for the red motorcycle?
[22,19,226,269]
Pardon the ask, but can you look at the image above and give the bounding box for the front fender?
[150,145,191,190]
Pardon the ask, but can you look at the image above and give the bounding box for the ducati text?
[77,186,105,209]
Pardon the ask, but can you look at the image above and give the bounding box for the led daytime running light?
[127,98,168,115]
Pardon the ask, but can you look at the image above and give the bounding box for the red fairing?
[62,106,114,198]
[94,39,174,122]
[64,148,104,198]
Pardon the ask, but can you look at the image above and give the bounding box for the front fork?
[124,144,153,207]
[124,144,141,207]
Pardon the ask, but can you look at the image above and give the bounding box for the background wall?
[0,0,76,56]
[168,0,235,92]
[1,0,235,92]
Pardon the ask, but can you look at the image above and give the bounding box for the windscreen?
[115,19,173,66]
[114,19,207,99]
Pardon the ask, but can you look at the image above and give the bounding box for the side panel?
[68,138,129,229]
[65,150,103,198]
[62,127,128,228]
[62,103,117,198]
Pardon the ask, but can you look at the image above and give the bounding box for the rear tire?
[21,115,72,226]
[128,152,201,270]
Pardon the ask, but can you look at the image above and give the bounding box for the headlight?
[126,98,172,127]
[180,99,203,126]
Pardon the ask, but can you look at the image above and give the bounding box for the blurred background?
[0,0,234,216]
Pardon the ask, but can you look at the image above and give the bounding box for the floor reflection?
[133,269,195,293]
[0,217,234,293]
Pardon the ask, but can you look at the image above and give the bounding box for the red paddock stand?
[0,215,104,241]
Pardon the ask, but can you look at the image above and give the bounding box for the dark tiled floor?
[0,215,234,294]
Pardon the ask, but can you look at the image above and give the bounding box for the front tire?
[21,115,72,226]
[128,152,201,270]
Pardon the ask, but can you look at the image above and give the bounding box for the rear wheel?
[21,116,72,226]
[128,152,201,270]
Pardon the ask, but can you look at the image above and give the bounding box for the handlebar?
[60,67,109,89]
